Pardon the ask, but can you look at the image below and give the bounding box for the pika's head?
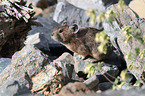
[51,24,79,43]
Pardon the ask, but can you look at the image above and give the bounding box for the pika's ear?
[69,24,79,34]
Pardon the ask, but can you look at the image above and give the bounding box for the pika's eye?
[59,29,63,33]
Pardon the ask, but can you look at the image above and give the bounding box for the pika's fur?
[51,24,113,60]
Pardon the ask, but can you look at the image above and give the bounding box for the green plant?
[84,62,104,78]
[139,49,145,59]
[84,64,96,78]
[113,69,130,90]
[106,9,115,24]
[96,12,105,22]
[122,26,134,44]
[86,9,97,26]
[118,0,126,11]
[95,31,111,54]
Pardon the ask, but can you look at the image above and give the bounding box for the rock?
[98,88,145,96]
[84,75,99,89]
[31,64,64,95]
[97,82,113,91]
[0,79,44,96]
[0,80,45,96]
[0,45,48,88]
[0,0,35,58]
[59,0,132,10]
[58,82,94,96]
[28,16,60,45]
[53,1,103,29]
[25,33,50,51]
[54,52,120,86]
[73,53,93,73]
[95,63,119,83]
[0,58,11,73]
[28,16,71,56]
[73,53,120,82]
[63,0,105,11]
[77,88,145,96]
[103,4,145,80]
[53,52,79,83]
[36,0,57,10]
[129,0,145,18]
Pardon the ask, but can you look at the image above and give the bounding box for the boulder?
[28,16,60,45]
[58,82,94,96]
[0,80,44,96]
[77,88,145,96]
[103,4,145,80]
[0,45,48,88]
[53,1,103,29]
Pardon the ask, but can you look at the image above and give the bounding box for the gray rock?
[84,75,99,89]
[0,79,30,96]
[97,82,113,91]
[0,79,44,96]
[28,16,61,47]
[73,53,119,81]
[63,0,105,11]
[53,1,102,29]
[77,88,145,96]
[53,52,77,83]
[58,82,94,96]
[58,0,132,10]
[25,32,50,51]
[0,58,11,73]
[27,16,72,57]
[103,4,145,80]
[0,45,48,88]
[54,52,119,84]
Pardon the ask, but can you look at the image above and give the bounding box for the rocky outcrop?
[53,1,103,29]
[0,45,48,88]
[103,4,145,81]
[1,0,145,96]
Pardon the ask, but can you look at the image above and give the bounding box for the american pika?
[51,24,113,60]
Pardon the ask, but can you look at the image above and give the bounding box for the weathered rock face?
[0,79,43,96]
[103,4,145,80]
[28,16,60,45]
[0,58,11,73]
[0,45,48,88]
[59,0,131,10]
[53,1,103,29]
[64,0,105,11]
[53,52,120,90]
[77,88,145,96]
[25,33,50,51]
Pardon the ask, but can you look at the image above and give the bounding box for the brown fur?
[51,24,112,60]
